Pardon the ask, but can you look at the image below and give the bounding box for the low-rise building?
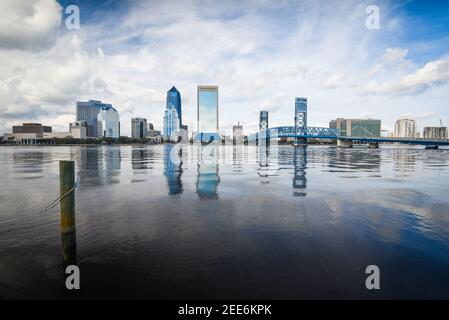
[423,127,448,139]
[70,121,88,139]
[329,118,381,137]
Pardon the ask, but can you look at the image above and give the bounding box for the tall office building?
[329,118,381,137]
[97,106,120,138]
[167,87,182,128]
[423,127,448,139]
[394,118,417,138]
[163,104,180,141]
[76,100,115,137]
[131,118,148,139]
[196,85,219,142]
[233,122,243,143]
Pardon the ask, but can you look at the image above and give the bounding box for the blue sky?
[0,0,448,136]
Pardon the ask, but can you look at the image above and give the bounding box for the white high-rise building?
[394,118,417,138]
[97,106,120,138]
[163,104,179,142]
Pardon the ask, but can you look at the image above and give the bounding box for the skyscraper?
[131,118,148,139]
[163,104,180,141]
[167,87,182,128]
[97,106,120,138]
[76,100,113,137]
[196,85,219,142]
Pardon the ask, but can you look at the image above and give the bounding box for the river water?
[0,144,448,299]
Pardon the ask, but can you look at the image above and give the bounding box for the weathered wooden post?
[59,160,77,266]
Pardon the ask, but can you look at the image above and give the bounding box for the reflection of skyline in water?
[196,145,220,199]
[1,145,449,299]
[76,146,121,188]
[293,147,307,197]
[164,145,183,195]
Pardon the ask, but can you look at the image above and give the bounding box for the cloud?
[400,112,437,120]
[0,0,62,50]
[357,57,449,95]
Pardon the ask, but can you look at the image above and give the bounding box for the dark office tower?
[166,87,182,128]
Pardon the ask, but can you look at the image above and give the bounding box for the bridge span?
[248,126,449,147]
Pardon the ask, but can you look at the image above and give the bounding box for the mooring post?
[59,160,77,266]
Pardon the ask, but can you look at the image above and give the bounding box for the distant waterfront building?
[43,132,71,139]
[97,106,120,138]
[167,87,182,128]
[13,123,52,135]
[329,118,381,137]
[70,121,88,139]
[131,118,148,139]
[195,85,220,142]
[394,118,417,138]
[4,123,72,144]
[233,122,243,143]
[423,127,448,139]
[163,104,180,141]
[181,124,189,142]
[76,100,114,137]
[147,129,161,138]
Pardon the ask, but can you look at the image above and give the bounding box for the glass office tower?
[166,87,182,128]
[196,85,219,142]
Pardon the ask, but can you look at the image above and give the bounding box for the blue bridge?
[247,99,449,147]
[248,125,449,147]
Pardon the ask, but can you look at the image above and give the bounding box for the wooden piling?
[59,160,77,266]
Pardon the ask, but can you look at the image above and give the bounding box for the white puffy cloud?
[357,57,449,95]
[0,0,62,50]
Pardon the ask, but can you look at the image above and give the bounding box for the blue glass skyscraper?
[166,87,182,128]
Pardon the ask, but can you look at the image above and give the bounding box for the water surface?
[0,145,448,299]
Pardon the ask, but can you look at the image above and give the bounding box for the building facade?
[70,121,88,139]
[167,87,182,128]
[423,127,448,139]
[12,123,51,136]
[329,118,381,137]
[97,106,120,138]
[131,118,148,139]
[76,100,114,137]
[163,105,180,142]
[233,122,243,143]
[394,118,417,138]
[196,85,220,142]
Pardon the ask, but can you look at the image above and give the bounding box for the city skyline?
[0,0,448,137]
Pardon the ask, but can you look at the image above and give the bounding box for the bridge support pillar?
[337,139,353,148]
[367,142,379,149]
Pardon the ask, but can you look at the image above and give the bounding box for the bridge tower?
[258,111,269,145]
[295,97,307,145]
